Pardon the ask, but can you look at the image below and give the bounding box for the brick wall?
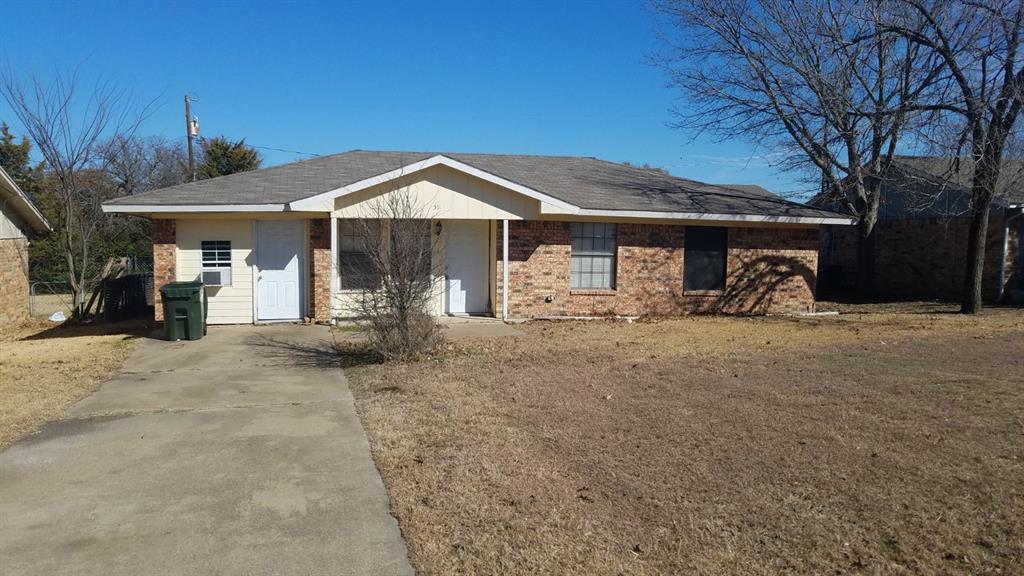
[821,215,1016,301]
[496,221,818,318]
[308,218,332,322]
[0,237,30,327]
[152,219,176,322]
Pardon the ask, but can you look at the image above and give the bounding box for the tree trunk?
[960,197,992,313]
[855,218,876,300]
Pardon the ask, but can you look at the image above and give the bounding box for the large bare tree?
[879,0,1024,313]
[653,0,946,297]
[1,69,150,318]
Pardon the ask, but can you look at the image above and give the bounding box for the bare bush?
[341,186,443,361]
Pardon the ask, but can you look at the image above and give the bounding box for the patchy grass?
[346,306,1024,575]
[0,320,145,449]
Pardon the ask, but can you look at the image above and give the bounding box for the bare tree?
[653,0,947,297]
[879,0,1024,313]
[100,134,189,195]
[1,69,150,318]
[341,182,442,360]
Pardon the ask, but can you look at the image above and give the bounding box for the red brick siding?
[821,216,1013,301]
[152,219,176,322]
[308,218,332,322]
[0,238,30,327]
[496,221,818,317]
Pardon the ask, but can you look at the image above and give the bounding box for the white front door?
[257,220,304,320]
[445,220,489,314]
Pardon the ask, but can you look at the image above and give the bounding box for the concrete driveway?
[0,324,413,576]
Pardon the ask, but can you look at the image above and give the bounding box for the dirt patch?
[0,320,146,449]
[346,308,1024,575]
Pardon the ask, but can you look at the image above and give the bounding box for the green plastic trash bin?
[160,281,207,341]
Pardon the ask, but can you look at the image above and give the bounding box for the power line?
[246,144,321,157]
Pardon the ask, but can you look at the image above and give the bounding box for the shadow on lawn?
[18,318,151,341]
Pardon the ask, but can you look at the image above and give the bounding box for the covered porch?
[327,217,512,320]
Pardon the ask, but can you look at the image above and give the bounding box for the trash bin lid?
[160,281,204,298]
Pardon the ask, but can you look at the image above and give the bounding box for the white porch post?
[330,217,338,321]
[502,219,509,321]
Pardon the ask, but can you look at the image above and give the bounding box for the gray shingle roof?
[106,150,845,219]
[809,155,1024,220]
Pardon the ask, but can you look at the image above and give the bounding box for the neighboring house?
[102,150,852,324]
[0,166,51,326]
[813,156,1023,302]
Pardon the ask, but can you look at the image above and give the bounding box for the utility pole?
[185,95,196,181]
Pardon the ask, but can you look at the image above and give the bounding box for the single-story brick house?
[102,151,852,324]
[813,156,1023,302]
[1,166,51,326]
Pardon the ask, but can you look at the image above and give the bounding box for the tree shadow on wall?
[634,254,818,316]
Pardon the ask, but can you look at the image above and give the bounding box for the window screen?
[338,220,381,290]
[201,241,231,268]
[684,227,727,291]
[570,222,616,289]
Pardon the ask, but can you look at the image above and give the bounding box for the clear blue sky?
[1,0,809,197]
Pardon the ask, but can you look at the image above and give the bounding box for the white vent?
[201,267,232,287]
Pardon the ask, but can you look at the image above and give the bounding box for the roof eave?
[0,167,51,234]
[101,203,290,214]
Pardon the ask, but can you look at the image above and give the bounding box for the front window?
[570,222,616,290]
[338,220,381,290]
[388,219,432,284]
[684,226,727,291]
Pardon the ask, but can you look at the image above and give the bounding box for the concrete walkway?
[0,324,413,576]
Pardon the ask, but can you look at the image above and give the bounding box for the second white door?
[445,220,489,315]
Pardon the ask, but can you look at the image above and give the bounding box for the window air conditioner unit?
[201,267,232,287]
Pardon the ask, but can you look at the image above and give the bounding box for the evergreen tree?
[197,137,262,179]
[0,122,45,198]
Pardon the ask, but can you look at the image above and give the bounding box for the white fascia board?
[0,166,51,232]
[573,208,857,226]
[102,203,288,214]
[288,154,581,213]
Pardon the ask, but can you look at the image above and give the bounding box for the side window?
[201,240,231,268]
[570,222,616,290]
[684,226,727,291]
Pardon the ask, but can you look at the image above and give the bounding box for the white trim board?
[103,203,288,213]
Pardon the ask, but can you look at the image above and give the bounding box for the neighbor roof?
[810,156,1024,221]
[104,150,848,222]
[0,166,51,236]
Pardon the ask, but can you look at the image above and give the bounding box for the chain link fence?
[30,257,155,319]
[29,282,97,319]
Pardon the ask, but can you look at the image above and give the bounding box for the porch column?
[309,218,332,323]
[152,219,176,322]
[330,217,338,319]
[502,219,509,321]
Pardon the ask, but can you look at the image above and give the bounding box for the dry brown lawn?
[346,304,1024,575]
[0,320,144,449]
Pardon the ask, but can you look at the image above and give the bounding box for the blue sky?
[1,0,808,197]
